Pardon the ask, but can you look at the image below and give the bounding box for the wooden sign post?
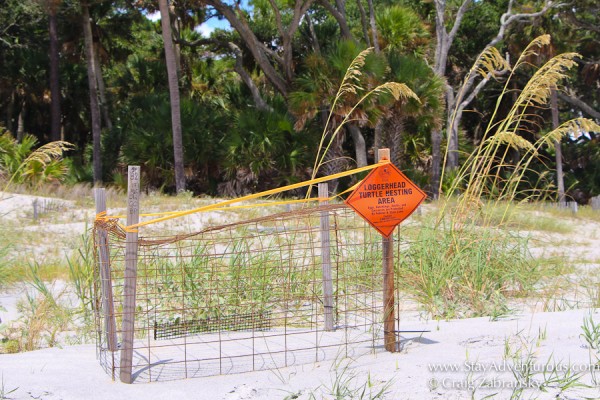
[345,148,426,352]
[379,149,395,352]
[120,166,140,383]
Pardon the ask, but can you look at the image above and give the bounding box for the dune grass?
[398,218,552,319]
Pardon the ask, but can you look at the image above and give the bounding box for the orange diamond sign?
[345,162,426,237]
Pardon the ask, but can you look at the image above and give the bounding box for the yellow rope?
[96,160,387,232]
[107,198,326,219]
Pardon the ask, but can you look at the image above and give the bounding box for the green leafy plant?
[581,314,600,352]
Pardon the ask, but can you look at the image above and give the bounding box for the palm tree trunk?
[159,0,186,193]
[347,124,368,167]
[94,51,112,130]
[551,87,565,204]
[387,113,404,168]
[49,6,61,142]
[81,2,102,184]
[6,91,15,134]
[17,100,26,142]
[373,119,383,159]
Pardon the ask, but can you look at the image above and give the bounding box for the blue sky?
[146,10,231,37]
[146,3,248,38]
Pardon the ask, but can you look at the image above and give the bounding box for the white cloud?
[146,11,161,22]
[195,24,215,37]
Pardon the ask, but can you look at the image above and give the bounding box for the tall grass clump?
[0,226,17,290]
[400,35,600,318]
[0,245,11,291]
[66,231,95,323]
[441,35,600,225]
[400,222,538,318]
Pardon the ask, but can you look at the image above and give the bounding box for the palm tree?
[382,54,444,173]
[375,5,444,191]
[289,40,387,180]
[81,1,102,184]
[158,0,185,193]
[44,0,62,141]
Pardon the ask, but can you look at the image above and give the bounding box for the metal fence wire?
[93,203,404,383]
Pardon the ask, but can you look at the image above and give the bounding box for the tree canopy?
[0,0,598,201]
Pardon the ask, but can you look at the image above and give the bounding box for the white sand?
[2,309,600,399]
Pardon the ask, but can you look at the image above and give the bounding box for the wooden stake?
[94,188,118,352]
[319,182,334,331]
[33,199,38,221]
[378,149,396,352]
[120,166,140,383]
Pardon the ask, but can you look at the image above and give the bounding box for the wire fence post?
[94,187,117,353]
[120,166,140,383]
[378,148,396,352]
[318,182,334,331]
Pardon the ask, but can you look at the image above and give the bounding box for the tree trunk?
[387,112,405,168]
[557,91,600,121]
[316,0,354,41]
[446,123,459,169]
[94,50,112,130]
[373,119,383,161]
[347,123,368,167]
[17,100,26,142]
[159,0,186,193]
[356,0,371,47]
[305,13,321,55]
[551,87,565,204]
[206,0,293,97]
[430,129,442,199]
[432,0,552,185]
[322,132,347,193]
[367,0,379,53]
[82,2,102,185]
[229,43,271,111]
[445,86,459,170]
[168,2,182,77]
[6,91,15,134]
[49,6,61,142]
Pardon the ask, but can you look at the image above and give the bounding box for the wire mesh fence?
[93,203,405,383]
